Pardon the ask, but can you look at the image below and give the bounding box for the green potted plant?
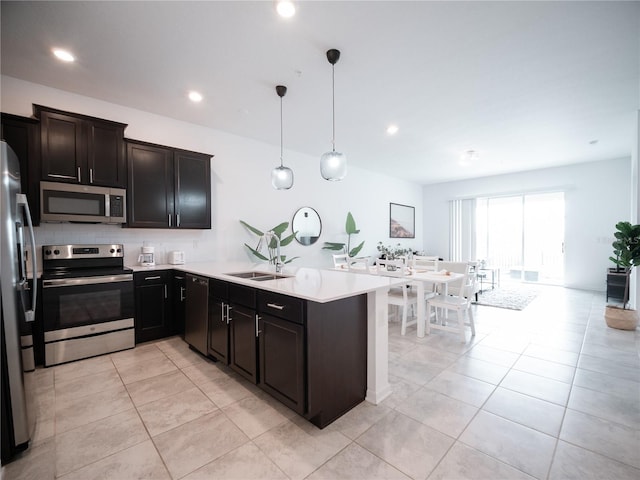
[322,212,365,258]
[240,220,299,265]
[605,221,640,330]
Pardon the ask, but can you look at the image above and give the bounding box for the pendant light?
[271,85,294,190]
[320,48,347,181]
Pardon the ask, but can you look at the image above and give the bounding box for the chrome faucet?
[265,231,283,273]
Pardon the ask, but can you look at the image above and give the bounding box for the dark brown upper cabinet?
[1,113,41,225]
[126,139,212,229]
[34,105,127,188]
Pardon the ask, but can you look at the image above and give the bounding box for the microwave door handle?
[105,193,110,218]
[77,166,81,183]
[17,194,37,322]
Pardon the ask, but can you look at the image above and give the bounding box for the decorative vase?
[604,305,639,330]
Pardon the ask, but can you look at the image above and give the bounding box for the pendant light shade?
[272,85,294,190]
[320,48,347,181]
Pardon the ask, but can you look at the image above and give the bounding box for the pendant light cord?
[280,96,284,167]
[331,64,336,152]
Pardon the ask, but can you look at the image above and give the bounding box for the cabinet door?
[1,114,41,225]
[39,111,84,183]
[208,298,229,363]
[258,314,305,414]
[87,121,126,187]
[172,273,186,337]
[127,141,174,228]
[229,304,257,383]
[174,150,211,229]
[134,273,172,343]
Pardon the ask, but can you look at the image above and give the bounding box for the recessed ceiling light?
[276,0,296,18]
[188,91,203,103]
[386,125,399,135]
[589,139,599,145]
[52,48,75,62]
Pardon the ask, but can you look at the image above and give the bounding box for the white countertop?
[128,261,406,303]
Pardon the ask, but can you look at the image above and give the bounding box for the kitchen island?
[134,261,405,427]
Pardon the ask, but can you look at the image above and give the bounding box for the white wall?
[422,159,631,291]
[1,76,423,268]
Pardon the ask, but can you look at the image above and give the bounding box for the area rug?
[474,287,538,311]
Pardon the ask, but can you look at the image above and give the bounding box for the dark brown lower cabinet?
[190,276,367,429]
[258,314,305,414]
[229,304,257,383]
[172,272,186,337]
[208,279,230,363]
[228,284,257,383]
[134,271,173,343]
[305,295,367,428]
[257,289,367,429]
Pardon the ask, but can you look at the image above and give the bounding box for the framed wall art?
[389,202,415,238]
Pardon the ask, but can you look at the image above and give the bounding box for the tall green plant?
[609,221,640,309]
[240,220,299,264]
[322,212,365,257]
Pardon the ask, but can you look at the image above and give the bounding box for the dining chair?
[332,253,350,269]
[349,256,371,271]
[425,270,477,342]
[377,259,418,335]
[412,255,439,272]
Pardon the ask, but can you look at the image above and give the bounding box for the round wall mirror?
[292,207,322,246]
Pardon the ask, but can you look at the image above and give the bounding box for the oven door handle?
[43,274,133,288]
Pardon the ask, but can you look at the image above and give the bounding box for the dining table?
[331,264,465,337]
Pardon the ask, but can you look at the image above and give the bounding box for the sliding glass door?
[476,192,564,285]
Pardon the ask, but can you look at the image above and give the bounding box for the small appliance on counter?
[168,250,185,265]
[138,246,155,266]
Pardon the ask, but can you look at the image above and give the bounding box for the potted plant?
[240,220,299,265]
[376,242,411,260]
[605,221,640,330]
[322,212,365,258]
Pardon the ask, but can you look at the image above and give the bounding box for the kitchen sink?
[250,274,291,281]
[225,271,292,281]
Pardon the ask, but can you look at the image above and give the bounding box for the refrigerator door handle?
[17,193,37,322]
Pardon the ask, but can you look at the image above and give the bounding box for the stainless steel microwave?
[40,181,126,224]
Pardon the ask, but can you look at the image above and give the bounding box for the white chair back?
[376,259,408,277]
[349,256,371,271]
[413,255,439,271]
[332,254,349,269]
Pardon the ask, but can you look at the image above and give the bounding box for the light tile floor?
[4,286,640,479]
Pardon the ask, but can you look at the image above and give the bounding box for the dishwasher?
[184,274,209,355]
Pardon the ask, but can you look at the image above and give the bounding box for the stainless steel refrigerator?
[1,140,37,463]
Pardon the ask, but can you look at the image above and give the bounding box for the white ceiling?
[1,1,639,185]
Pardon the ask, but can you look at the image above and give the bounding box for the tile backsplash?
[30,223,219,269]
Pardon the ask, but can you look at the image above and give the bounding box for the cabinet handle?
[180,286,186,301]
[164,285,168,299]
[177,213,180,227]
[255,314,261,337]
[226,305,232,324]
[89,168,94,184]
[145,275,161,280]
[168,215,172,227]
[266,303,285,310]
[77,166,81,183]
[174,275,184,280]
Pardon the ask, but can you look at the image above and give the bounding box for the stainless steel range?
[41,244,134,366]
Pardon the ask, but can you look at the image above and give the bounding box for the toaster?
[168,250,185,265]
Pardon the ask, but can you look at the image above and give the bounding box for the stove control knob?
[53,249,60,255]
[110,248,115,254]
[45,249,52,256]
[117,248,122,253]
